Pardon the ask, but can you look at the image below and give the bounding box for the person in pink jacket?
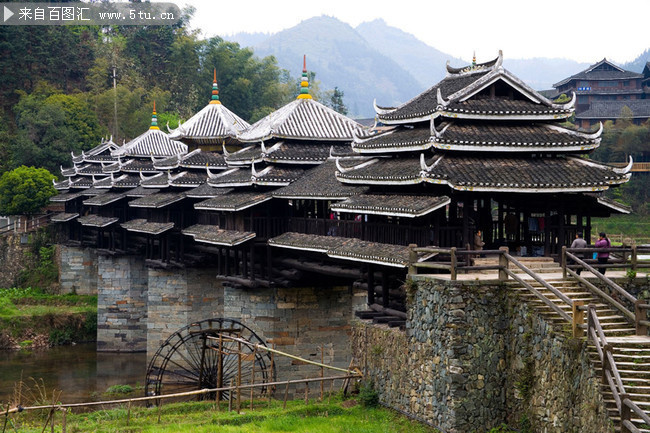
[594,232,611,275]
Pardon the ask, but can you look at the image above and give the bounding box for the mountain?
[226,16,424,118]
[503,58,591,90]
[224,32,270,49]
[225,16,648,116]
[623,49,650,72]
[355,19,465,88]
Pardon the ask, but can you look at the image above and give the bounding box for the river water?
[0,344,146,406]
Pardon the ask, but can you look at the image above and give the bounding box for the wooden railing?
[407,246,577,327]
[586,305,650,433]
[0,214,52,236]
[250,216,463,247]
[563,247,650,336]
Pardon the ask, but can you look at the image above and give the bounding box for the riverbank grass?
[9,397,440,433]
[0,287,97,348]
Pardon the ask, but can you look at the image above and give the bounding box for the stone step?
[595,368,650,379]
[603,391,650,403]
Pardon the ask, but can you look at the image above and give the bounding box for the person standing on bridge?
[570,232,588,275]
[595,232,611,275]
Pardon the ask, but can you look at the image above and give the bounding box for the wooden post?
[250,346,257,410]
[268,343,275,406]
[304,382,309,404]
[158,402,162,422]
[228,379,234,412]
[217,334,223,403]
[631,245,637,271]
[126,400,131,426]
[572,301,584,338]
[367,264,375,305]
[408,244,417,276]
[498,247,509,281]
[50,409,55,433]
[382,271,389,308]
[620,393,631,433]
[320,345,324,401]
[237,340,242,413]
[561,246,567,279]
[283,381,289,409]
[62,409,66,433]
[450,247,457,280]
[635,300,648,336]
[602,344,612,385]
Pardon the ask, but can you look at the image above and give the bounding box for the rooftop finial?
[150,101,159,130]
[472,51,476,66]
[297,54,312,100]
[210,68,221,105]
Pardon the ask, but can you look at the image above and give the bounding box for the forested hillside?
[0,8,295,177]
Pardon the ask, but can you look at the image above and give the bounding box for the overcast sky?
[172,0,648,64]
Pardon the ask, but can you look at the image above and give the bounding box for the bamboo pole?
[237,340,242,413]
[4,374,362,415]
[228,380,233,412]
[126,400,131,426]
[283,381,289,409]
[61,409,66,433]
[268,343,275,407]
[209,335,355,374]
[250,346,257,410]
[320,345,324,401]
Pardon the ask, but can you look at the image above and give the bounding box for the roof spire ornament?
[150,101,159,130]
[472,51,476,66]
[297,54,313,100]
[210,68,221,105]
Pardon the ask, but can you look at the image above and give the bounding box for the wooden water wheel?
[145,318,274,401]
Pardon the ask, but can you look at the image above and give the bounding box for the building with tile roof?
[553,58,650,128]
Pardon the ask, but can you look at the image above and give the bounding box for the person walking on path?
[570,232,588,275]
[595,232,611,275]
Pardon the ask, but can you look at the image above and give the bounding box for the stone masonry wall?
[225,284,366,398]
[0,233,31,288]
[146,267,224,359]
[352,278,612,433]
[97,254,148,352]
[58,245,98,295]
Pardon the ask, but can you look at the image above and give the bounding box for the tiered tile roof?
[182,224,255,246]
[121,219,174,235]
[77,215,119,228]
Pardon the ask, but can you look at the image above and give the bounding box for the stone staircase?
[509,277,650,432]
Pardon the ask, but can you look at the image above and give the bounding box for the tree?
[0,166,56,215]
[324,87,348,115]
[11,83,107,174]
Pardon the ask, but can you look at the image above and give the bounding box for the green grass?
[0,287,97,347]
[0,288,96,319]
[591,214,650,244]
[8,398,441,433]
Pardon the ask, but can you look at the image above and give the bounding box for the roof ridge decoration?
[543,121,603,140]
[150,101,159,130]
[420,153,442,173]
[570,155,633,178]
[140,171,163,181]
[446,50,503,76]
[251,162,273,179]
[613,155,634,174]
[297,55,312,100]
[207,166,239,180]
[261,140,283,156]
[210,68,221,105]
[335,157,379,174]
